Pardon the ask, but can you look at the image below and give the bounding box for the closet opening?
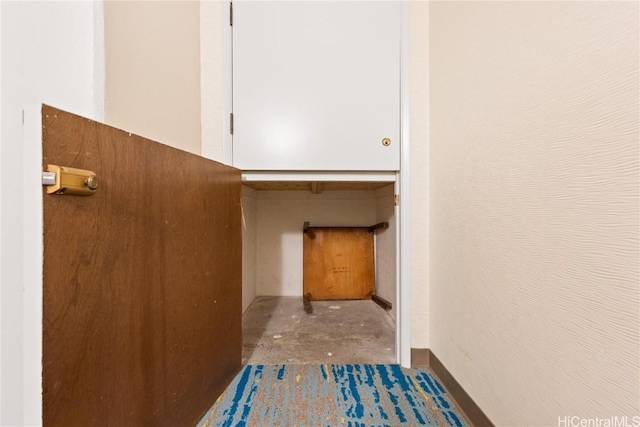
[240,181,398,365]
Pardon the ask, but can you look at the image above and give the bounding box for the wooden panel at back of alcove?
[303,227,375,300]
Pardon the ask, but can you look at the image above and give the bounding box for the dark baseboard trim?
[411,348,494,427]
[371,294,392,311]
[411,348,430,368]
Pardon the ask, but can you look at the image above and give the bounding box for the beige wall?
[200,1,225,162]
[410,1,430,349]
[105,0,201,155]
[429,1,639,424]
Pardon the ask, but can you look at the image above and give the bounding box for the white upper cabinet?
[232,1,401,171]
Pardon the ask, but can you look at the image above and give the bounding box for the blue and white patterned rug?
[198,364,468,426]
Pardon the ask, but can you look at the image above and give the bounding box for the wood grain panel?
[303,228,375,300]
[41,105,242,426]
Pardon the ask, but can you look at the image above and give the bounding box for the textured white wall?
[242,186,257,313]
[429,1,639,424]
[375,184,397,320]
[409,1,430,349]
[0,2,104,424]
[104,0,202,155]
[256,191,376,296]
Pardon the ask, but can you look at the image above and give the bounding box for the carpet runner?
[198,364,468,426]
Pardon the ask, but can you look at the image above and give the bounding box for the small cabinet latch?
[42,165,99,196]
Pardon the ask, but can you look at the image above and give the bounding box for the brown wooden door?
[41,105,242,426]
[303,227,375,300]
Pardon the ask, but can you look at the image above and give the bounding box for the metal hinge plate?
[230,2,233,26]
[42,165,99,196]
[394,194,399,206]
[230,113,234,135]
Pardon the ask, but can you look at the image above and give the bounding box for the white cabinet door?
[232,1,401,171]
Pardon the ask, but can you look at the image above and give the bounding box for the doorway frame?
[22,105,46,426]
[203,1,412,368]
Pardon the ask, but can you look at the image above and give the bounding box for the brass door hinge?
[42,165,99,196]
[394,194,399,206]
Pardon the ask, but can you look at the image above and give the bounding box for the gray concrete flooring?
[242,296,396,365]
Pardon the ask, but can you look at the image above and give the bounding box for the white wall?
[0,2,104,424]
[242,186,257,312]
[104,0,202,155]
[256,191,376,296]
[429,1,639,424]
[375,184,396,320]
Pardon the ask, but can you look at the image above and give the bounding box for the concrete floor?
[242,296,396,365]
